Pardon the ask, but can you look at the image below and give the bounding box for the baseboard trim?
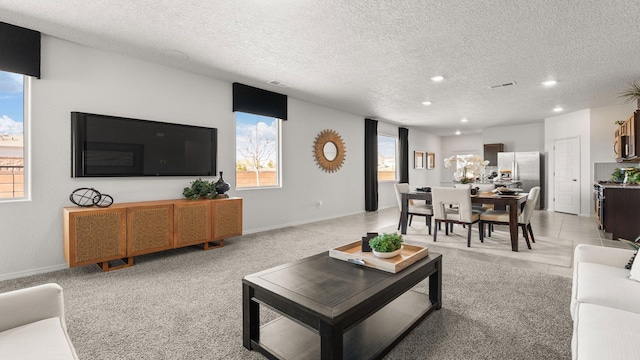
[0,263,68,282]
[242,209,369,235]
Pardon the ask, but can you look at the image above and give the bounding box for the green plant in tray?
[368,233,403,253]
[183,178,217,200]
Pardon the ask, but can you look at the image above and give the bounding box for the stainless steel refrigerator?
[497,151,544,209]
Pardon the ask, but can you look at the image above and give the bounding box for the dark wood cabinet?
[483,143,504,167]
[595,184,640,241]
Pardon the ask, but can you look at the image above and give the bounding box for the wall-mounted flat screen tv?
[71,112,217,177]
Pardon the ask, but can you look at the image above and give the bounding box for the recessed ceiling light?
[267,80,292,88]
[431,75,444,82]
[460,118,468,123]
[421,101,432,106]
[553,106,563,112]
[542,80,557,87]
[455,130,461,135]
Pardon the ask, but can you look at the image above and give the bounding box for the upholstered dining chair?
[394,183,433,234]
[479,186,541,250]
[431,187,484,247]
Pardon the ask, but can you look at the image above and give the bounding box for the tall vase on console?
[214,171,230,195]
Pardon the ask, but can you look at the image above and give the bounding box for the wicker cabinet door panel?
[68,208,127,266]
[211,198,243,241]
[174,201,211,247]
[127,205,174,256]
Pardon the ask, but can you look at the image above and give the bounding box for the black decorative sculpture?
[69,188,113,207]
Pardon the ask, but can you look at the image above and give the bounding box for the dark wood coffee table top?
[243,250,442,359]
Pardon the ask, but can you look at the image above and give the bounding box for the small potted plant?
[368,233,404,258]
[182,178,217,200]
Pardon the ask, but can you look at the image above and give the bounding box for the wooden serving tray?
[329,241,429,273]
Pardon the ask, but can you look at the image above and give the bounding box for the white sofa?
[571,244,640,360]
[0,283,79,359]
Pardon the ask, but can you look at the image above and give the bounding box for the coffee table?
[243,251,442,359]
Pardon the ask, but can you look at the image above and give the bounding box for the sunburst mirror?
[313,129,346,173]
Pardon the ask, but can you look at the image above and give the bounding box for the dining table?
[400,190,528,252]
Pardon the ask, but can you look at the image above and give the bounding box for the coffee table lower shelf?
[251,290,434,360]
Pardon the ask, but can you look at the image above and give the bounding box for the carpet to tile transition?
[384,222,573,268]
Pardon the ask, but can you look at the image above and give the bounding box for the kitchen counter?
[594,183,640,240]
[595,182,640,189]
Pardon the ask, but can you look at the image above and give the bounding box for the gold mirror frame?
[313,129,346,173]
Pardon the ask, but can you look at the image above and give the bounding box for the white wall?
[439,133,483,183]
[0,36,368,279]
[544,109,591,216]
[408,130,442,189]
[483,122,544,153]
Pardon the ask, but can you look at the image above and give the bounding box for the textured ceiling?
[1,0,639,135]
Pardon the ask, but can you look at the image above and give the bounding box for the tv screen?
[71,112,217,177]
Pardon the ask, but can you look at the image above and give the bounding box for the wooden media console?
[63,197,242,271]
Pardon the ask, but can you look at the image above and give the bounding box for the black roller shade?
[364,118,378,211]
[398,127,409,183]
[232,82,287,120]
[0,22,41,78]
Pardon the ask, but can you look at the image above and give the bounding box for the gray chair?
[479,186,541,249]
[394,183,433,234]
[431,187,484,247]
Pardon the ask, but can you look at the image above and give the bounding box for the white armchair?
[0,283,79,359]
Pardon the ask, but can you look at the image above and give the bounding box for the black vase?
[215,171,230,194]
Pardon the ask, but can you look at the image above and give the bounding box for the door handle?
[572,179,577,181]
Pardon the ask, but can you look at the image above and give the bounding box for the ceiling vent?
[267,80,292,88]
[488,81,517,89]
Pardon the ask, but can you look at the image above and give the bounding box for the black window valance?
[232,82,287,120]
[0,22,41,78]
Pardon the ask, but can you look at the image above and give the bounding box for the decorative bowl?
[372,246,403,259]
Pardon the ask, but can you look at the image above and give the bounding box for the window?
[0,70,26,199]
[235,112,281,188]
[377,134,396,181]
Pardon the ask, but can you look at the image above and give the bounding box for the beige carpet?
[0,226,572,360]
[381,223,573,268]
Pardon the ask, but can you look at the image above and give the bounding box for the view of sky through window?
[235,112,280,188]
[0,70,25,199]
[378,134,396,181]
[0,71,23,137]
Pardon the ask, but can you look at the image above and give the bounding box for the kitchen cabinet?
[483,143,504,167]
[594,183,640,240]
[615,111,639,162]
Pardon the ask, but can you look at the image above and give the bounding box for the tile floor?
[298,207,630,279]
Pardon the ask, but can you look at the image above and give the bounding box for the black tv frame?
[71,112,217,178]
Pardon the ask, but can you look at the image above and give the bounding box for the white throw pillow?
[631,253,640,282]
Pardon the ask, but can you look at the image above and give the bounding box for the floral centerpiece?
[444,155,489,183]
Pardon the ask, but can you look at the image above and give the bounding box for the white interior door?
[554,137,580,214]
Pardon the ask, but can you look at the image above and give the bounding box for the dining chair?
[479,186,541,249]
[394,183,433,234]
[431,187,484,247]
[451,183,487,232]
